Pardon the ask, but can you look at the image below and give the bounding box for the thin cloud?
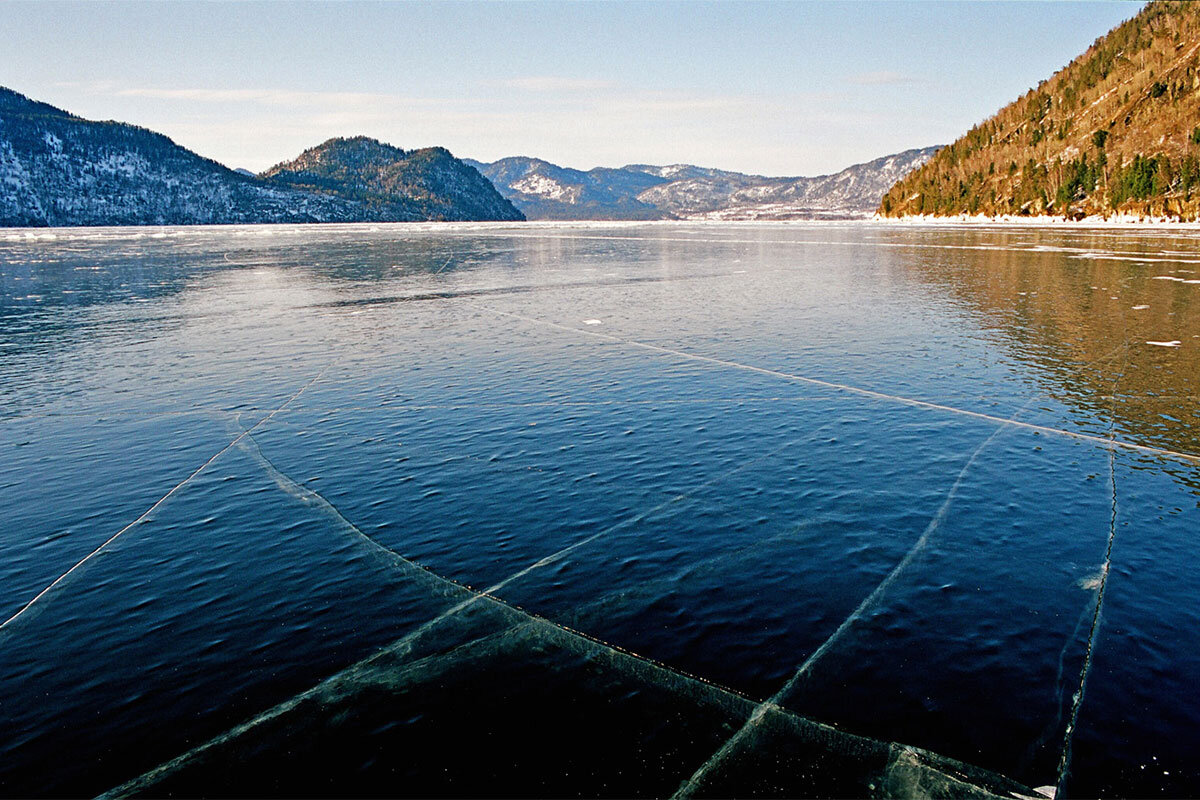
[51,80,921,175]
[110,87,451,108]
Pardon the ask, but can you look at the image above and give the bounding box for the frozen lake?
[1,221,1198,797]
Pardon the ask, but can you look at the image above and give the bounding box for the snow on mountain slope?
[0,87,522,227]
[511,173,581,203]
[472,147,940,221]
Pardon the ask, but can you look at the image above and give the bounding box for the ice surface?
[674,402,1034,796]
[104,578,1032,800]
[5,221,1200,797]
[1054,439,1120,797]
[474,302,1200,466]
[0,362,335,631]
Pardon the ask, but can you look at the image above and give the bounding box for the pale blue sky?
[0,1,1142,176]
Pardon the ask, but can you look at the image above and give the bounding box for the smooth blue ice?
[2,221,1199,797]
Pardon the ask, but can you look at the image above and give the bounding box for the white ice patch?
[1146,340,1181,347]
[583,319,603,326]
[1131,305,1150,310]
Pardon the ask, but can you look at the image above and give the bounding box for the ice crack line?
[0,361,336,632]
[672,402,1030,798]
[104,430,808,797]
[1053,425,1119,799]
[469,303,1200,466]
[1054,339,1128,798]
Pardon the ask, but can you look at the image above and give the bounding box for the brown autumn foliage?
[880,1,1200,220]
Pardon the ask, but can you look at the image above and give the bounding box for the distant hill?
[468,147,939,221]
[263,137,522,222]
[462,157,666,220]
[880,1,1200,220]
[0,87,522,227]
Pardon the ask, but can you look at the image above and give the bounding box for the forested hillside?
[880,2,1200,220]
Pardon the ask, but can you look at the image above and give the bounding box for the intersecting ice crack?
[0,361,338,633]
[239,414,803,615]
[14,276,1162,792]
[100,426,817,795]
[671,398,1036,798]
[668,336,1135,797]
[101,374,1037,796]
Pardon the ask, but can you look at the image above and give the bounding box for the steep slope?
[264,137,523,222]
[470,147,939,221]
[0,87,360,226]
[880,1,1200,220]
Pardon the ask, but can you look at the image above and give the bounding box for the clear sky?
[0,1,1142,176]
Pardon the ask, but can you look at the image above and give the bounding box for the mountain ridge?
[469,147,940,221]
[879,1,1200,220]
[263,137,522,222]
[0,87,522,227]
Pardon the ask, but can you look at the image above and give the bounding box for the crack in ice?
[101,431,814,797]
[1053,431,1119,799]
[0,362,337,633]
[469,303,1200,466]
[1054,338,1128,799]
[672,401,1032,798]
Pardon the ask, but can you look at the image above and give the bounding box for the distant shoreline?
[10,215,1200,237]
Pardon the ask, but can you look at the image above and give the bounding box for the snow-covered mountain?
[469,146,940,221]
[0,87,522,227]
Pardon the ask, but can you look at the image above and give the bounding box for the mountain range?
[467,147,939,221]
[881,1,1200,220]
[0,87,522,227]
[0,82,943,228]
